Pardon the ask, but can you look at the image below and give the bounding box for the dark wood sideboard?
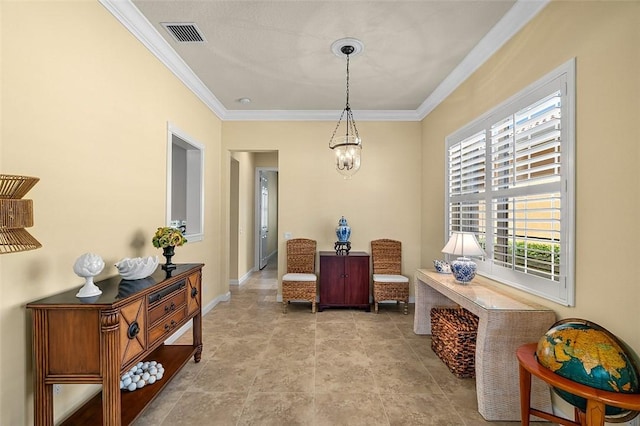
[318,251,370,311]
[26,263,204,426]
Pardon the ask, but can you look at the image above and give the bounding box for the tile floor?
[133,258,532,425]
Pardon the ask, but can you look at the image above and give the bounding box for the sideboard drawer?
[148,306,187,345]
[148,288,186,325]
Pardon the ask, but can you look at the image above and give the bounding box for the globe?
[536,318,640,421]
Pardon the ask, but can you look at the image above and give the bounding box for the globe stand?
[517,342,640,426]
[334,241,351,255]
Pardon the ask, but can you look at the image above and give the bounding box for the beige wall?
[1,2,225,424]
[422,0,640,353]
[222,121,423,295]
[4,1,638,424]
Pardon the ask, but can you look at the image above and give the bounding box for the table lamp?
[441,232,485,284]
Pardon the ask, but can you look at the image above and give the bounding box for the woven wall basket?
[0,174,41,254]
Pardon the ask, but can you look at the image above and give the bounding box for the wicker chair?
[281,238,317,313]
[371,239,409,314]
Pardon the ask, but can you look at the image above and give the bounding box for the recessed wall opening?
[167,123,204,242]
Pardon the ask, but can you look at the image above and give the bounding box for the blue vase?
[336,216,351,242]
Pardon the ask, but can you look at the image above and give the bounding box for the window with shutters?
[445,59,575,306]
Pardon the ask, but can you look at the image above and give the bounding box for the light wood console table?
[27,263,203,426]
[414,268,556,421]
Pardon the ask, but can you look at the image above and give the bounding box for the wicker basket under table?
[430,307,479,378]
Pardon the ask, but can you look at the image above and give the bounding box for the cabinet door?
[320,255,345,304]
[119,297,146,369]
[345,256,370,305]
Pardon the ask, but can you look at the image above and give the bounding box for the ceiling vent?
[162,23,206,43]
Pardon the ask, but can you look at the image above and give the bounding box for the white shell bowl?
[115,256,159,280]
[433,259,451,274]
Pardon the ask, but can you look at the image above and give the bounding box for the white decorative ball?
[122,360,163,392]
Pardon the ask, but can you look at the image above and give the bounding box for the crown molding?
[223,109,422,122]
[100,0,549,122]
[416,0,550,120]
[99,0,228,119]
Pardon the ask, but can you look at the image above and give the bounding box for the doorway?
[228,152,278,286]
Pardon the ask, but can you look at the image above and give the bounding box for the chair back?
[371,239,402,275]
[286,238,316,274]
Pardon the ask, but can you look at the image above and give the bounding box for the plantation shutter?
[444,59,575,306]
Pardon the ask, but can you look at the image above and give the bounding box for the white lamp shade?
[441,232,484,258]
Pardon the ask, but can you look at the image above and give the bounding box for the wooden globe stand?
[517,343,640,426]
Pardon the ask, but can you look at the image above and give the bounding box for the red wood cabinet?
[27,264,203,426]
[318,251,370,311]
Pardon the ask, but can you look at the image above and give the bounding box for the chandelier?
[329,39,363,178]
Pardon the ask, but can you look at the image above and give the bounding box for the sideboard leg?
[33,309,53,426]
[193,313,202,363]
[101,308,122,426]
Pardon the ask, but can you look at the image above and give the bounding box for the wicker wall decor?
[0,174,42,254]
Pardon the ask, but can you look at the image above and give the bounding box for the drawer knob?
[164,320,178,331]
[164,302,176,313]
[191,288,198,298]
[127,321,140,339]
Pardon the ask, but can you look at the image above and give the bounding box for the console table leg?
[413,278,456,335]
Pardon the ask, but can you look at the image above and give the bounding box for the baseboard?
[229,269,253,287]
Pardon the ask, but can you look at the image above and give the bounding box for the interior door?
[258,172,269,270]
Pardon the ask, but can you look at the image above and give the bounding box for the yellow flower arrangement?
[152,227,187,249]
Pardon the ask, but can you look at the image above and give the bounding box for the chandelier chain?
[329,50,360,144]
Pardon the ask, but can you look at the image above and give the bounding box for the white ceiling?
[102,0,548,121]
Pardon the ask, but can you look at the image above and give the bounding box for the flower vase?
[162,245,177,272]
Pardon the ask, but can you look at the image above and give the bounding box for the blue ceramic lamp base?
[450,257,477,284]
